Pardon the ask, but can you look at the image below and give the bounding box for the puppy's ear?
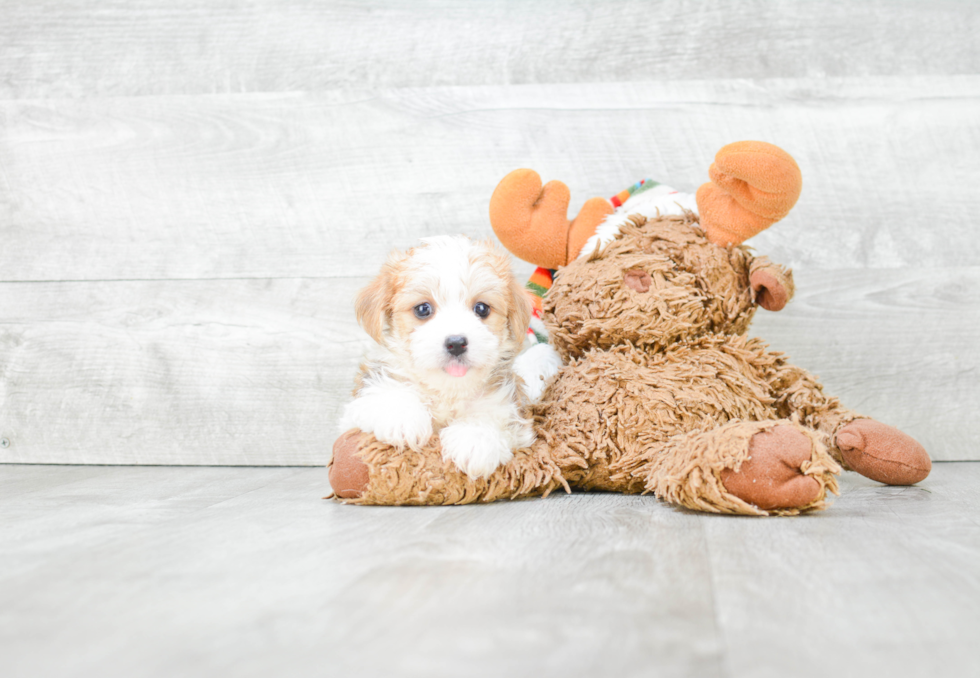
[507,277,533,346]
[355,268,393,343]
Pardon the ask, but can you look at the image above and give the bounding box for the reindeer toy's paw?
[329,430,371,499]
[835,420,931,486]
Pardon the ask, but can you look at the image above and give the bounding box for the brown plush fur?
[330,212,880,514]
[547,214,757,360]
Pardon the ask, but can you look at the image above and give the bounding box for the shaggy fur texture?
[331,213,869,514]
[548,214,758,359]
[338,235,534,479]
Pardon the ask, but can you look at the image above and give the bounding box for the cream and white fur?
[339,235,535,478]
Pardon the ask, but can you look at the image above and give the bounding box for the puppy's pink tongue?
[445,363,468,378]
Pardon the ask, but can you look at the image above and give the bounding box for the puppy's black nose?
[444,335,468,357]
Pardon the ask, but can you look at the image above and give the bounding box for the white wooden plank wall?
[0,1,978,465]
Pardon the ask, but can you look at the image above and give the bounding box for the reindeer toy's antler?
[489,141,804,267]
[488,170,615,269]
[697,141,802,246]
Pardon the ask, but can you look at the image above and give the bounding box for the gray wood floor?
[2,462,978,678]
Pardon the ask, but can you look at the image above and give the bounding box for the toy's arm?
[749,256,795,312]
[514,343,564,402]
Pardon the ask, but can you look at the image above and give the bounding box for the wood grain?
[1,463,977,678]
[1,0,977,98]
[705,472,980,678]
[1,4,977,674]
[1,2,976,468]
[753,266,980,462]
[2,77,978,282]
[1,268,975,465]
[0,278,369,465]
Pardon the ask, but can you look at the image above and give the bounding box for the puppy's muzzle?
[444,335,468,357]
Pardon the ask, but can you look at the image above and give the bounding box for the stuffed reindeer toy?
[329,141,931,515]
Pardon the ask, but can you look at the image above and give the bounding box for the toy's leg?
[769,363,931,485]
[327,429,571,505]
[835,419,931,486]
[769,362,856,441]
[630,419,840,516]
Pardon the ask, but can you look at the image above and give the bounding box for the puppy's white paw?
[339,391,433,449]
[514,343,564,402]
[439,422,514,479]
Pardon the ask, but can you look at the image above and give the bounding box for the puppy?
[339,235,535,478]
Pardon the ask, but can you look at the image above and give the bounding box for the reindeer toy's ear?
[696,141,803,246]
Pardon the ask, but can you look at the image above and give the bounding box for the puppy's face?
[356,236,531,386]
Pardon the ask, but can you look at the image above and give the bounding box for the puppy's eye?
[473,302,490,318]
[413,302,433,319]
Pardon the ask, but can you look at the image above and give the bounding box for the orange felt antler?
[696,141,802,246]
[489,169,614,268]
